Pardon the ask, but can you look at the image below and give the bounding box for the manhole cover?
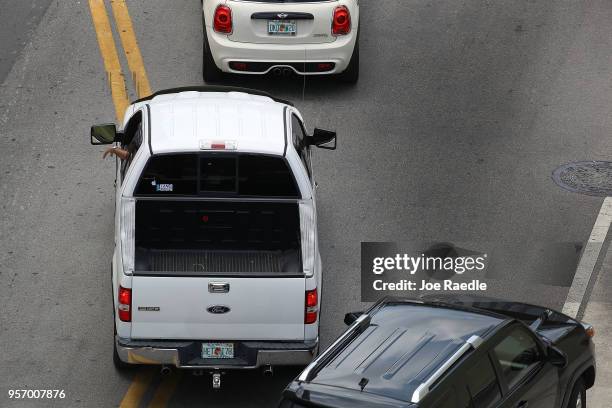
[552,161,612,196]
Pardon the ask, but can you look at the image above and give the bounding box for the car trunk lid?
[226,0,338,44]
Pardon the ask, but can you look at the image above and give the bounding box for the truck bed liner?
[134,199,302,275]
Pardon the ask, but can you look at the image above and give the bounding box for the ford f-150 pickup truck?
[90,86,336,384]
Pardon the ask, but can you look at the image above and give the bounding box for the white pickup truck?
[90,87,336,383]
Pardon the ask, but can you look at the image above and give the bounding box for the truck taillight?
[118,286,132,322]
[305,289,318,324]
[214,5,232,34]
[332,6,351,36]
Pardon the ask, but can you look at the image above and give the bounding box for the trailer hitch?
[212,372,222,389]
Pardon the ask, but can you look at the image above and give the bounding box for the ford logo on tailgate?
[207,305,231,314]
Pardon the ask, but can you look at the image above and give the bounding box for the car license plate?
[268,20,297,35]
[202,342,234,359]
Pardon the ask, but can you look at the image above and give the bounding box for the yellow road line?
[147,372,183,408]
[119,369,156,408]
[110,0,152,98]
[89,1,173,406]
[89,1,156,406]
[88,0,129,122]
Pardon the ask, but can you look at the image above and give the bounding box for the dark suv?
[279,296,595,408]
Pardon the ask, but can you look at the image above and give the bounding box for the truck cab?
[90,87,336,377]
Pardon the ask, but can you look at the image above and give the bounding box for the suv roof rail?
[298,314,371,383]
[410,335,484,403]
[132,86,294,106]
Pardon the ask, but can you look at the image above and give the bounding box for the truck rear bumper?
[115,336,318,369]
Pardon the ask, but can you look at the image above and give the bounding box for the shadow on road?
[168,366,301,407]
[209,72,358,102]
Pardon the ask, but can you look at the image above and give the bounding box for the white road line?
[563,197,612,318]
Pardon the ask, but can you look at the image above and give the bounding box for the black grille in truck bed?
[134,200,302,275]
[144,249,295,273]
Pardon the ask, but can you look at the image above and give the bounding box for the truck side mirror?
[344,311,364,325]
[91,123,120,145]
[547,346,568,368]
[309,128,337,150]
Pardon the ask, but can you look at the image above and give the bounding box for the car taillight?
[332,6,351,36]
[118,286,132,322]
[214,5,232,34]
[305,289,318,324]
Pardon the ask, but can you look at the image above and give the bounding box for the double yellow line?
[88,0,151,122]
[88,1,180,406]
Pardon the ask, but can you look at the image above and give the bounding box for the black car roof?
[309,300,505,404]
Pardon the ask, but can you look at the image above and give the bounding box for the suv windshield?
[135,153,300,198]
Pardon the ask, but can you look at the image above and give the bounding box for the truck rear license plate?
[202,342,234,359]
[268,20,296,35]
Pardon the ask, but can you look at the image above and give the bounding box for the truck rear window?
[135,153,300,198]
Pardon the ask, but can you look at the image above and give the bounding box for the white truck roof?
[145,91,289,156]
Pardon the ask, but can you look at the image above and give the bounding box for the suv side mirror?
[91,124,120,145]
[344,311,364,325]
[309,128,337,150]
[547,346,568,368]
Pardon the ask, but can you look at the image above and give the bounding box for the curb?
[563,197,612,320]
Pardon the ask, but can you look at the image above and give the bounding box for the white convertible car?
[201,0,359,83]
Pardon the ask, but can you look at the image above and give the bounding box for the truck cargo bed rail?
[134,248,302,276]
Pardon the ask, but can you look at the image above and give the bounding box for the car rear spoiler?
[420,294,578,326]
[131,85,294,106]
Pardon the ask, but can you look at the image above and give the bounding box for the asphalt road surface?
[1,0,612,406]
[0,0,55,83]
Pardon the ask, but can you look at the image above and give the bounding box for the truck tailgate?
[130,276,305,340]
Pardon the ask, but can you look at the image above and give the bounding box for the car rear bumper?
[206,27,357,75]
[115,336,318,369]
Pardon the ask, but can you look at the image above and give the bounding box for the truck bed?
[134,200,302,275]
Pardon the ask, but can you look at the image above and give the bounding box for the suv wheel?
[569,378,586,408]
[202,23,223,83]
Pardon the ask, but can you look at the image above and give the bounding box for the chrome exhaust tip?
[272,67,282,76]
[282,68,292,77]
